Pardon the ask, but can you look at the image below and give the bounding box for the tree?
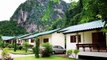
[35,38,40,58]
[0,20,27,36]
[64,0,107,27]
[14,37,17,52]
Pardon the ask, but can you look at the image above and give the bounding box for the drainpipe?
[105,33,107,48]
[64,34,66,49]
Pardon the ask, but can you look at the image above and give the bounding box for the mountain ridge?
[11,0,69,33]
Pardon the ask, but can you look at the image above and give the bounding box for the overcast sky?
[0,0,78,21]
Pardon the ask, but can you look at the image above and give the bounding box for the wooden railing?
[76,44,107,52]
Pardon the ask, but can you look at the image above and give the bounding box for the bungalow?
[23,28,65,48]
[61,20,107,51]
[1,20,107,52]
[1,33,33,45]
[1,36,15,44]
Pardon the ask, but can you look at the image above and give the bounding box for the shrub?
[41,43,52,57]
[2,48,13,60]
[74,49,79,58]
[0,41,4,48]
[0,41,11,48]
[18,45,23,50]
[23,42,29,53]
[8,44,13,48]
[67,50,73,56]
[2,48,8,59]
[67,49,79,59]
[32,47,35,53]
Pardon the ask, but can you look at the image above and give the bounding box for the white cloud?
[63,0,71,3]
[63,0,79,3]
[0,0,26,21]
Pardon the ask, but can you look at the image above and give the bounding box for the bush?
[0,41,12,48]
[67,50,73,56]
[18,45,23,50]
[23,42,29,53]
[32,47,35,53]
[41,43,52,57]
[1,48,13,60]
[0,41,4,48]
[67,49,79,59]
[8,44,13,48]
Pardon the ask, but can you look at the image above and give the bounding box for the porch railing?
[76,44,107,52]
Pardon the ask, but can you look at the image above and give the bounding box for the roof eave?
[63,28,102,34]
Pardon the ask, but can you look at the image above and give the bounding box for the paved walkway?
[0,50,34,58]
[10,54,34,58]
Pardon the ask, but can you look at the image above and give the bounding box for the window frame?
[31,39,34,43]
[70,35,81,43]
[43,38,49,43]
[70,35,76,43]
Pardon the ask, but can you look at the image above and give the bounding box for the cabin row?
[1,20,107,51]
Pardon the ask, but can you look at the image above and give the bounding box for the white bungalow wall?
[38,34,52,45]
[51,32,65,48]
[38,32,65,48]
[28,39,35,46]
[66,30,98,50]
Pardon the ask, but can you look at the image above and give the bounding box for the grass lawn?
[8,48,33,54]
[14,56,75,60]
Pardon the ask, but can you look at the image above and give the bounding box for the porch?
[76,31,107,52]
[76,44,107,52]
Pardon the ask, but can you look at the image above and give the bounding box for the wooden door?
[92,32,106,49]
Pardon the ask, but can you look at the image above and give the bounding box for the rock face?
[11,0,69,32]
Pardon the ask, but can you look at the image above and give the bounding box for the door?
[92,32,106,49]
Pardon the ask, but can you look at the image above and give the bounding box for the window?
[31,39,34,43]
[18,40,22,43]
[70,35,81,43]
[43,38,49,43]
[18,40,20,43]
[70,35,76,43]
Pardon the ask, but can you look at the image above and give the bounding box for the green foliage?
[67,50,73,55]
[74,49,79,55]
[42,1,53,21]
[14,40,17,52]
[0,41,4,48]
[22,0,36,12]
[65,0,107,27]
[67,49,79,59]
[51,0,60,4]
[23,42,29,53]
[0,41,12,48]
[18,45,23,50]
[41,43,52,57]
[46,18,64,30]
[32,47,35,54]
[2,48,9,60]
[10,0,68,32]
[0,20,27,36]
[35,38,40,58]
